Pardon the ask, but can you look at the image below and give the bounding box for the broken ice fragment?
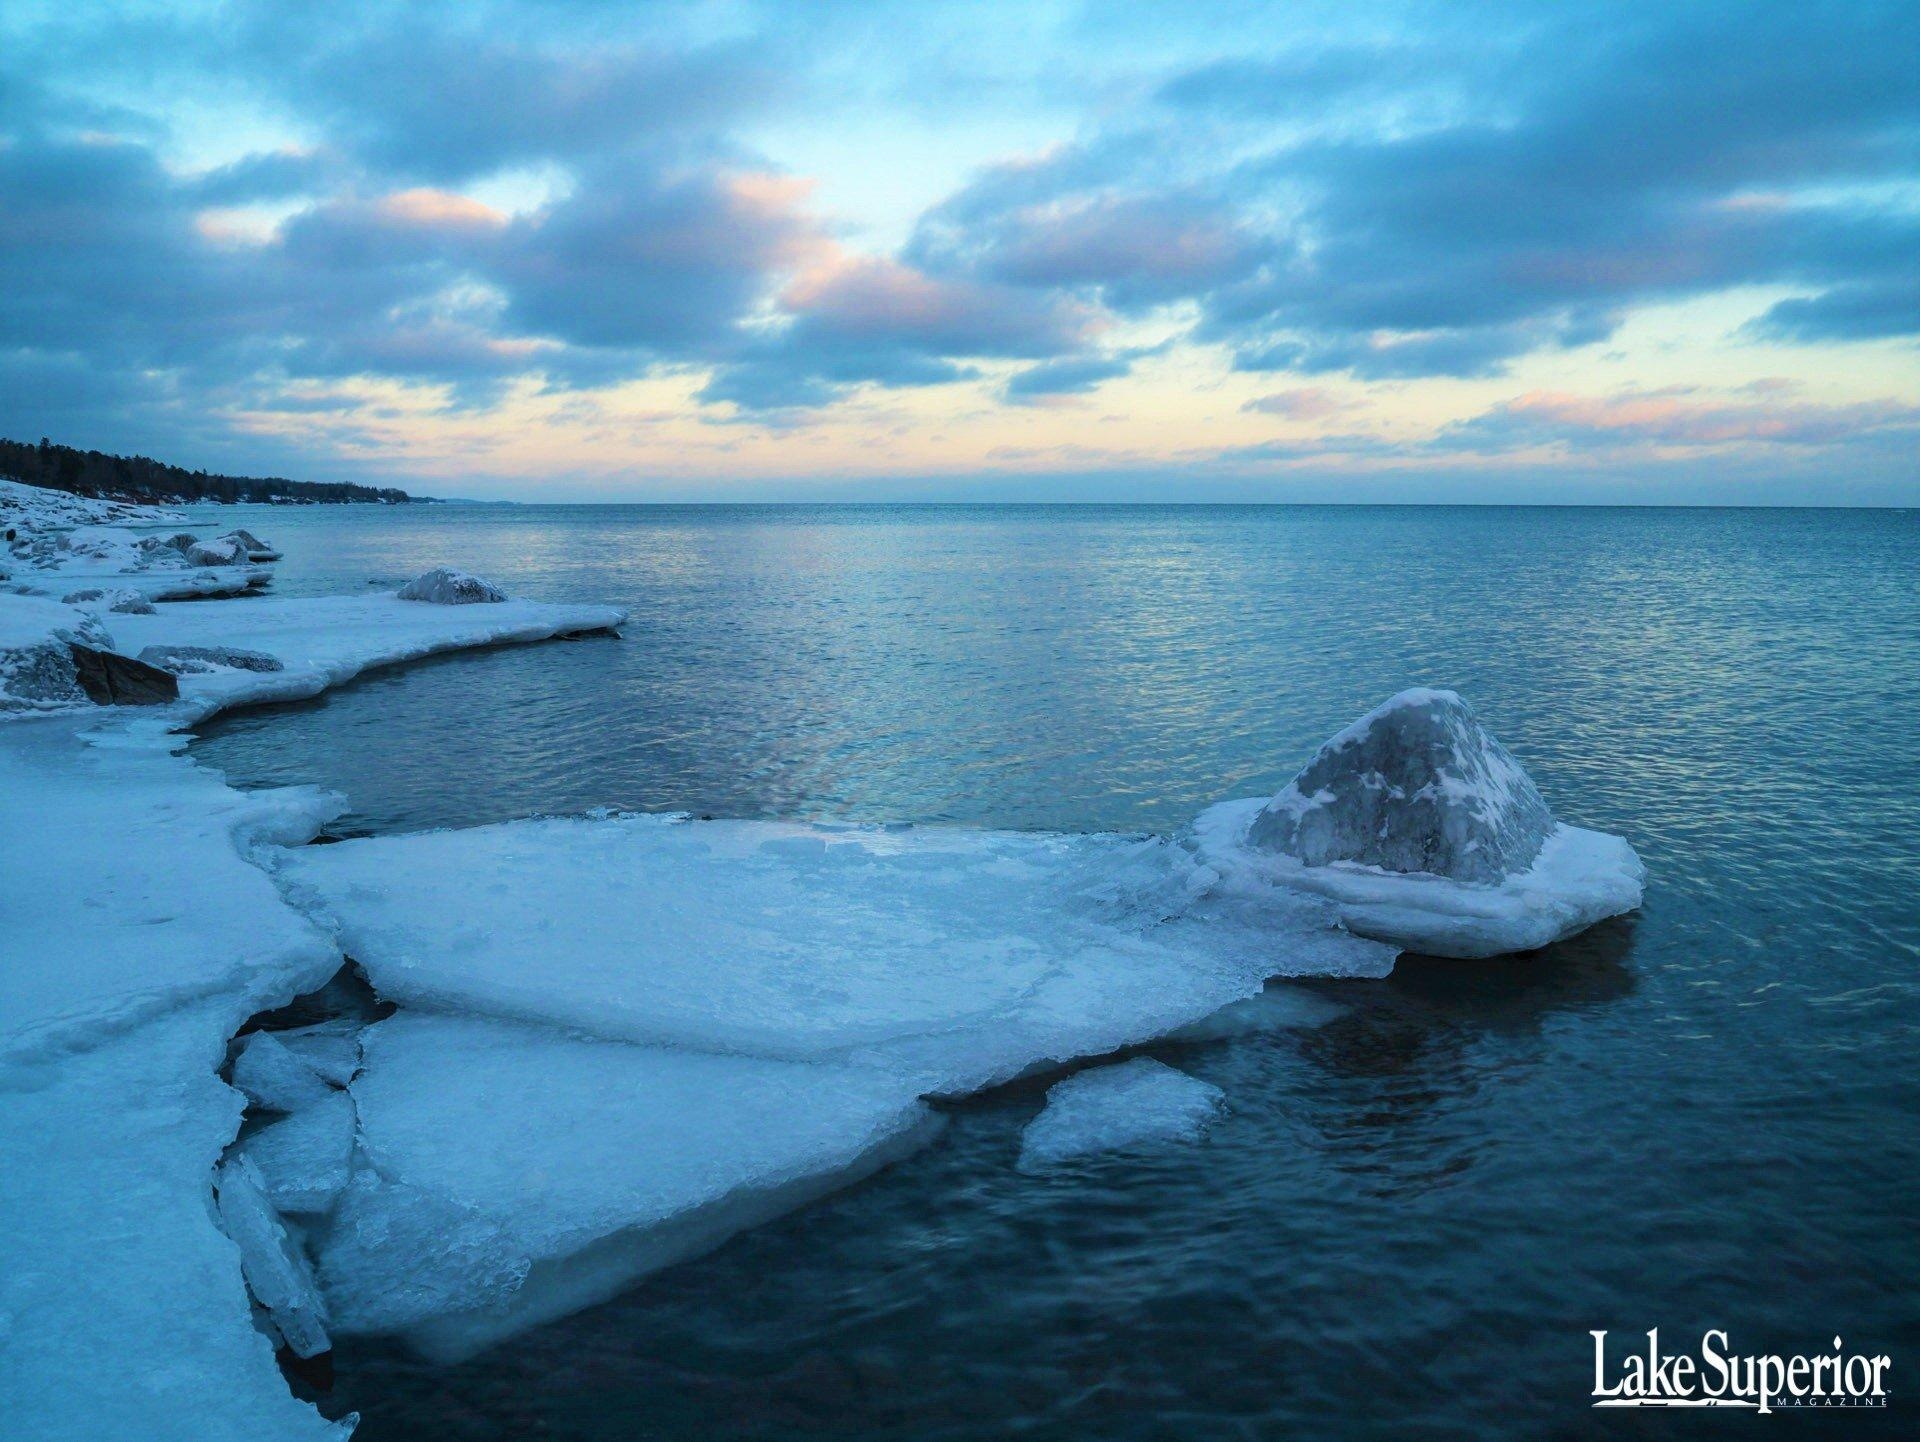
[1018,1058,1225,1171]
[236,1091,357,1215]
[214,1154,332,1358]
[275,1021,362,1087]
[231,1030,338,1112]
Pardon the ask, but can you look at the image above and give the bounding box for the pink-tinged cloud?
[1241,386,1359,420]
[782,251,1096,355]
[1466,388,1920,449]
[374,188,508,231]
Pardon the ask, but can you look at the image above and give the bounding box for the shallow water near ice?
[190,503,1920,1438]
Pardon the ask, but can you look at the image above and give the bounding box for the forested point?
[0,437,422,505]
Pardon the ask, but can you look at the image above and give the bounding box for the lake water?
[189,503,1919,1438]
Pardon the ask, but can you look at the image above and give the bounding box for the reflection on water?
[190,503,1919,1438]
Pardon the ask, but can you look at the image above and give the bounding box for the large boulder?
[397,567,507,604]
[67,643,180,705]
[1248,688,1554,883]
[1195,688,1644,957]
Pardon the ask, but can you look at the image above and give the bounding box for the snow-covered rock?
[396,567,506,604]
[187,536,250,567]
[231,1030,340,1113]
[235,1091,357,1216]
[1248,689,1553,882]
[1196,689,1644,957]
[214,1154,332,1358]
[219,529,282,561]
[1017,1058,1226,1171]
[0,596,114,711]
[62,586,155,615]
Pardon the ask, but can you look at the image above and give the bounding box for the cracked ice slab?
[324,1012,941,1362]
[271,813,1394,1098]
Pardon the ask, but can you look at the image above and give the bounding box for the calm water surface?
[189,504,1920,1439]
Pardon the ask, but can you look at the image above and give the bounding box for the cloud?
[1003,354,1133,402]
[1441,387,1920,453]
[1241,387,1359,420]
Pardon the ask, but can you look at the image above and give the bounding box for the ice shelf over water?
[0,513,1645,1442]
[1018,1058,1227,1171]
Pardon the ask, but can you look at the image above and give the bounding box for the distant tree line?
[0,437,423,505]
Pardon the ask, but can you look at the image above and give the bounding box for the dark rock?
[1248,688,1555,883]
[138,644,284,675]
[67,643,180,705]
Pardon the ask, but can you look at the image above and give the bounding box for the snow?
[215,1154,334,1358]
[2,478,269,600]
[396,566,507,603]
[1017,1058,1226,1171]
[236,1091,357,1215]
[323,1012,940,1361]
[0,476,185,530]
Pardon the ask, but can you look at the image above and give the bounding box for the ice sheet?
[272,814,1394,1097]
[1018,1058,1226,1170]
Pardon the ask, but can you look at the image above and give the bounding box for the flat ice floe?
[1018,1058,1226,1170]
[264,810,1391,1354]
[272,815,1392,1094]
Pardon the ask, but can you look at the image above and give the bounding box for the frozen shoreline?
[1,491,630,1441]
[0,488,1642,1440]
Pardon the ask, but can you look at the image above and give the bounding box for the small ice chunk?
[236,1091,357,1215]
[318,1169,532,1335]
[276,1021,362,1087]
[231,1030,338,1113]
[396,568,506,604]
[214,1154,332,1358]
[1018,1058,1225,1171]
[1249,688,1554,883]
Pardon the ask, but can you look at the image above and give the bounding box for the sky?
[1,0,1916,502]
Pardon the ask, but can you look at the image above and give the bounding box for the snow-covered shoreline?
[1,490,629,1441]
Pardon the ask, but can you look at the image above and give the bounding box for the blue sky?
[1,1,1916,500]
